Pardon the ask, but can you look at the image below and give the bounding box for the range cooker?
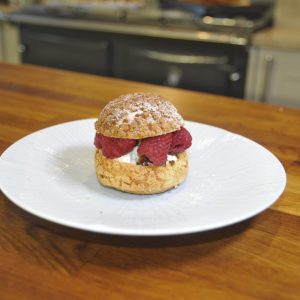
[12,0,274,98]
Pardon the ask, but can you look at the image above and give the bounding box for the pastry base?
[95,149,188,194]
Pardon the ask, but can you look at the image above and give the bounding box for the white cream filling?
[115,146,139,164]
[167,154,178,162]
[114,147,178,164]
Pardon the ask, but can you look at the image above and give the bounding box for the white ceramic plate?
[0,119,286,236]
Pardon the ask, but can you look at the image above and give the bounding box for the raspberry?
[169,127,192,155]
[95,133,137,159]
[138,133,172,166]
[94,133,103,149]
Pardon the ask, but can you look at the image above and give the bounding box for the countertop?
[252,26,300,50]
[1,63,300,300]
[0,4,20,21]
[7,12,248,45]
[252,0,300,50]
[0,4,20,14]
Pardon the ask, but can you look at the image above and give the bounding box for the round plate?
[0,119,286,236]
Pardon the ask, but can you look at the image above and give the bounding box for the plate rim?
[0,119,287,236]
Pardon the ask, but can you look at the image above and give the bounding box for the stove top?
[14,1,274,33]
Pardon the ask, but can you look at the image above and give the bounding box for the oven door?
[114,39,246,98]
[20,25,112,76]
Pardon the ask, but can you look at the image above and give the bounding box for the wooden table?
[1,63,300,300]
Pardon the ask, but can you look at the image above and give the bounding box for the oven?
[20,24,247,98]
[20,26,112,76]
[14,0,273,98]
[114,35,247,97]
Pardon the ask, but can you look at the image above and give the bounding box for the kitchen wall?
[246,0,300,108]
[275,0,300,28]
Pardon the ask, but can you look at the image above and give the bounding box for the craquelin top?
[95,92,184,139]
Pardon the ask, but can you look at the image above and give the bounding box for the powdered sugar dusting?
[116,109,144,125]
[96,92,184,138]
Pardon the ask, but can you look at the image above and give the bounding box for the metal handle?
[133,49,228,65]
[229,72,241,82]
[165,66,182,87]
[18,44,26,53]
[260,54,274,103]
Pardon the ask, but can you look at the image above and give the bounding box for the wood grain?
[1,63,300,300]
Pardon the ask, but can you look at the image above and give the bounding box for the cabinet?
[0,23,3,61]
[0,21,20,63]
[246,47,300,108]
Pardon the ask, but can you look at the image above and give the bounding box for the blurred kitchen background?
[0,0,299,108]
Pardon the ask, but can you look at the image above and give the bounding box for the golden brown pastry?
[94,92,192,194]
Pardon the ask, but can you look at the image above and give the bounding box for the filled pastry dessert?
[94,92,192,194]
